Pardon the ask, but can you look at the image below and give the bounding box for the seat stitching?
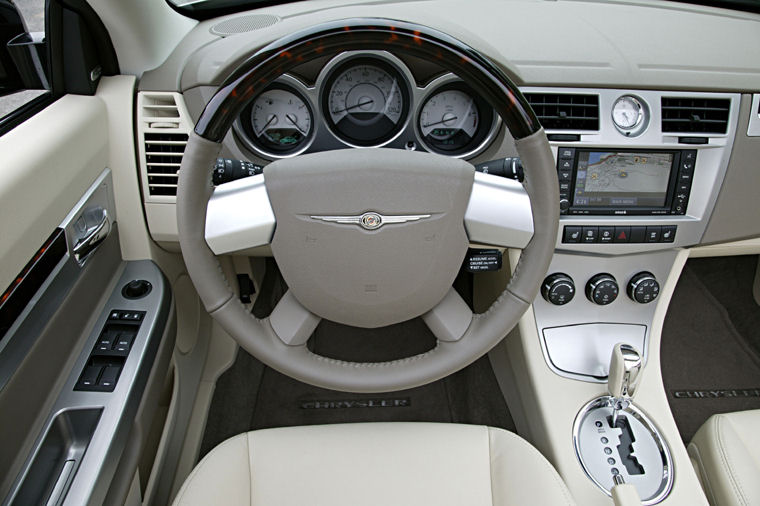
[689,443,718,506]
[715,416,748,506]
[486,428,496,506]
[247,433,254,506]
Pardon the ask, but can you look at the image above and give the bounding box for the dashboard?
[232,51,499,159]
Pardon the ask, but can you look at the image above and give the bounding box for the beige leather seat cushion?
[689,410,760,506]
[173,422,576,506]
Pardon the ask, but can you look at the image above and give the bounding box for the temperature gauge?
[417,83,494,156]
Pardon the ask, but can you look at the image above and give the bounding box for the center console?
[502,87,742,505]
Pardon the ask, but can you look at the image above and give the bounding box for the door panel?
[0,94,109,291]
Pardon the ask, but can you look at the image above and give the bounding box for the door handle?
[73,208,110,265]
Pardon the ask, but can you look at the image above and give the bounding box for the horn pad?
[264,149,474,328]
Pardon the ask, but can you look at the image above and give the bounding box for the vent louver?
[138,92,193,199]
[144,133,188,196]
[524,93,599,130]
[661,97,730,134]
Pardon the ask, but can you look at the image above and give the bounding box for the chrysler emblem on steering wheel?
[310,212,431,230]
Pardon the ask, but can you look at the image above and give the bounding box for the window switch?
[98,366,120,389]
[81,365,102,387]
[114,332,135,353]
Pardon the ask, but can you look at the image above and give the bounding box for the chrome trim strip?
[572,396,675,505]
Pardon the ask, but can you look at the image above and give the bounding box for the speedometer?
[322,58,409,146]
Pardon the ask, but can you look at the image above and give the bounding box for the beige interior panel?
[0,95,109,291]
[702,95,760,244]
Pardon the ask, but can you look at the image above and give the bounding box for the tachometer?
[417,83,494,156]
[322,58,409,146]
[247,86,313,155]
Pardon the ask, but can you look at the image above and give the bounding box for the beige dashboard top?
[140,0,760,93]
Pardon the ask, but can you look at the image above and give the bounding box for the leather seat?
[173,422,576,506]
[688,410,760,506]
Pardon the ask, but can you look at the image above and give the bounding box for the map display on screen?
[573,151,674,208]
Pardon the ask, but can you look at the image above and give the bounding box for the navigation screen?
[572,151,674,208]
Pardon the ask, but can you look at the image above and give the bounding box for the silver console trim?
[521,87,741,254]
[748,94,760,137]
[533,249,680,383]
[573,396,674,505]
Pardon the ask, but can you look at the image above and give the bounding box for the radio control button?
[582,226,599,243]
[599,227,614,243]
[559,199,570,212]
[559,148,575,159]
[683,150,697,162]
[558,170,572,181]
[563,226,582,243]
[558,159,573,170]
[646,226,662,242]
[661,225,677,243]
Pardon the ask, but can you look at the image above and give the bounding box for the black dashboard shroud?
[194,19,541,143]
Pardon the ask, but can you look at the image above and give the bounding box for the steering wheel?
[177,19,558,393]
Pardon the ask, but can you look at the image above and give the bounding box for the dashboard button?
[559,148,575,160]
[558,159,573,170]
[558,170,572,182]
[582,226,599,243]
[646,226,661,242]
[563,226,582,243]
[630,226,646,243]
[599,227,614,243]
[683,150,697,162]
[614,226,631,243]
[661,225,677,242]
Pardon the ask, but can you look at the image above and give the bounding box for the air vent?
[661,97,730,134]
[524,93,599,130]
[144,133,188,196]
[138,92,193,199]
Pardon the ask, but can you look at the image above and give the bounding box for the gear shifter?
[608,343,642,427]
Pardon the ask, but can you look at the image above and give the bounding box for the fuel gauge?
[245,86,314,156]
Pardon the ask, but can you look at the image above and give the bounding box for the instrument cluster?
[234,51,499,160]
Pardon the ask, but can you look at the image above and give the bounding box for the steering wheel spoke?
[205,174,276,255]
[422,289,473,342]
[270,290,322,346]
[464,172,534,249]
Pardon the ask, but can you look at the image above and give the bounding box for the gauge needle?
[285,114,307,135]
[423,116,458,128]
[255,115,277,137]
[334,99,374,114]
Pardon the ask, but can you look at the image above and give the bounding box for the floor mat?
[199,318,515,460]
[661,256,760,443]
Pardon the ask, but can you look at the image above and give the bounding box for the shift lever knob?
[608,343,642,400]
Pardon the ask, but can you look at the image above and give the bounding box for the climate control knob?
[586,273,619,305]
[541,273,575,306]
[627,271,660,304]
